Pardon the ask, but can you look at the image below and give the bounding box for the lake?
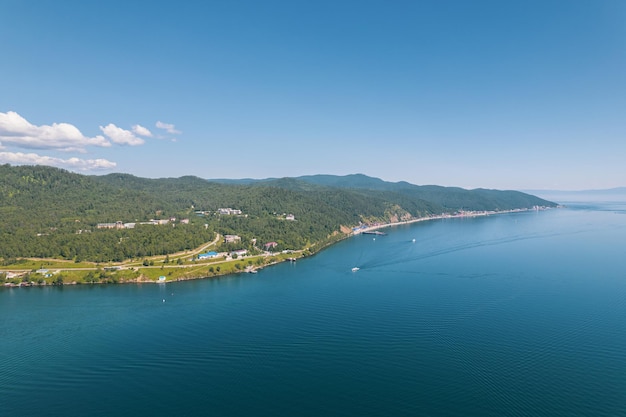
[2,201,625,416]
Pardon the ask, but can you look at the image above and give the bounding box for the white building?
[224,234,241,243]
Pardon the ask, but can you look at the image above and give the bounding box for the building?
[224,235,241,243]
[180,218,190,224]
[285,214,295,221]
[197,251,218,260]
[264,242,278,250]
[97,221,125,229]
[230,249,247,257]
[218,208,242,215]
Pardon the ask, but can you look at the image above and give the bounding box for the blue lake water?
[2,202,626,416]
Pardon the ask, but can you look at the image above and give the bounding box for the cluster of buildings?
[97,217,189,229]
[194,235,280,263]
[223,235,246,257]
[97,221,135,229]
[95,209,291,262]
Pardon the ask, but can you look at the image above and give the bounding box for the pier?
[362,231,386,236]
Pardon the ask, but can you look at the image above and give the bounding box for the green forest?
[0,164,555,263]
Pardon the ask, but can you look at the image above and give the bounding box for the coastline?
[351,207,537,235]
[1,207,547,287]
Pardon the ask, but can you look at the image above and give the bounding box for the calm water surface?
[2,202,626,416]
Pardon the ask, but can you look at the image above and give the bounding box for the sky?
[1,0,625,191]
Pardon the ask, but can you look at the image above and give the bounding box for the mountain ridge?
[209,173,555,212]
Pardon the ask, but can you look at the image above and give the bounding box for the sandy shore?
[351,208,532,235]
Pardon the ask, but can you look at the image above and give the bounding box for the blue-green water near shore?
[2,202,626,416]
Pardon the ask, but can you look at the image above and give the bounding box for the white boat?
[351,267,360,272]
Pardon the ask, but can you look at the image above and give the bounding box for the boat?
[351,267,360,272]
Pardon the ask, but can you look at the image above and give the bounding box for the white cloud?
[132,124,153,137]
[99,123,145,146]
[156,121,181,135]
[0,111,111,152]
[0,151,116,171]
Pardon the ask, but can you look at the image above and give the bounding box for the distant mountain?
[210,173,556,212]
[208,177,277,185]
[295,173,400,190]
[210,173,411,190]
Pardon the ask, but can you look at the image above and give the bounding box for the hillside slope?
[1,165,555,262]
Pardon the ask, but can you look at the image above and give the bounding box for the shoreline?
[1,207,547,287]
[351,207,537,235]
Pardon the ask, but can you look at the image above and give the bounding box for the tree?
[84,271,96,283]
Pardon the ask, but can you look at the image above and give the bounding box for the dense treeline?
[0,165,556,262]
[1,224,216,263]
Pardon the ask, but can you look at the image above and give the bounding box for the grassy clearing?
[1,252,303,286]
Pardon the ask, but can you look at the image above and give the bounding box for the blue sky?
[1,0,625,190]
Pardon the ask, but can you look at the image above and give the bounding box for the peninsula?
[0,165,556,286]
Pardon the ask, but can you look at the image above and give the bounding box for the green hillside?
[0,165,555,263]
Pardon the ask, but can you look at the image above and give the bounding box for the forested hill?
[0,165,555,262]
[210,173,556,212]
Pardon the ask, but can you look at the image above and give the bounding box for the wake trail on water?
[354,228,585,272]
